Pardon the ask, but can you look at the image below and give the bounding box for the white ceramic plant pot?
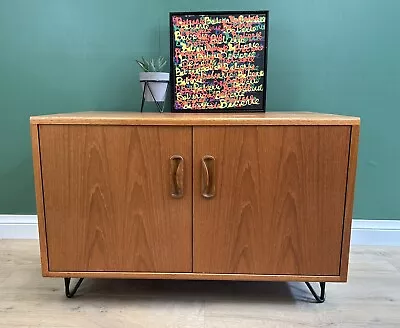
[140,72,170,102]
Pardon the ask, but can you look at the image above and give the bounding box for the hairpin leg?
[146,82,169,113]
[64,278,84,298]
[140,81,147,113]
[140,80,169,113]
[63,277,326,301]
[305,282,326,303]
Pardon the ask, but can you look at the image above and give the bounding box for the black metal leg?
[305,282,326,303]
[63,277,325,301]
[146,82,169,113]
[64,278,84,298]
[140,82,147,113]
[140,80,169,113]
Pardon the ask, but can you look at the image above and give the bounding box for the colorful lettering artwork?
[170,11,269,112]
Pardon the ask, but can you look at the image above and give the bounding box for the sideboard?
[30,112,360,302]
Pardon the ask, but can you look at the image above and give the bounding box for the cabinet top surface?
[30,111,360,126]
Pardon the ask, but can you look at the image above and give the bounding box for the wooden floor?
[1,241,400,327]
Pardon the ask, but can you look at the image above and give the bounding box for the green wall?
[0,0,399,218]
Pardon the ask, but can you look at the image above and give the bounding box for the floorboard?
[0,240,399,327]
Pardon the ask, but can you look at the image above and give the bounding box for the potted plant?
[136,56,169,102]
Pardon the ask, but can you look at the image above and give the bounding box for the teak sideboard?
[30,112,360,302]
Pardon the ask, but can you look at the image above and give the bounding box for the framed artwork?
[170,11,269,113]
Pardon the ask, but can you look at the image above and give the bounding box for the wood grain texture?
[340,125,360,280]
[42,271,343,282]
[193,126,351,276]
[30,111,360,126]
[30,123,49,275]
[39,125,192,273]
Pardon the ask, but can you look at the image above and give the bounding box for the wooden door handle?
[201,155,215,199]
[170,155,184,198]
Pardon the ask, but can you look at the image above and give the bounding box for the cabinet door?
[40,125,192,272]
[193,126,350,276]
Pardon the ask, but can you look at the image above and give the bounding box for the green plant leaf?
[136,56,168,72]
[160,58,167,70]
[150,59,156,72]
[136,60,149,72]
[142,57,151,70]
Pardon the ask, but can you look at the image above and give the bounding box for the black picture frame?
[169,10,269,113]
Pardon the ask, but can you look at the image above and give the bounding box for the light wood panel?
[193,126,351,276]
[30,124,49,275]
[340,125,360,280]
[39,125,192,272]
[30,111,360,126]
[42,271,342,282]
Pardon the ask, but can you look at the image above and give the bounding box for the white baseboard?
[351,219,400,246]
[1,216,400,246]
[0,215,39,239]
